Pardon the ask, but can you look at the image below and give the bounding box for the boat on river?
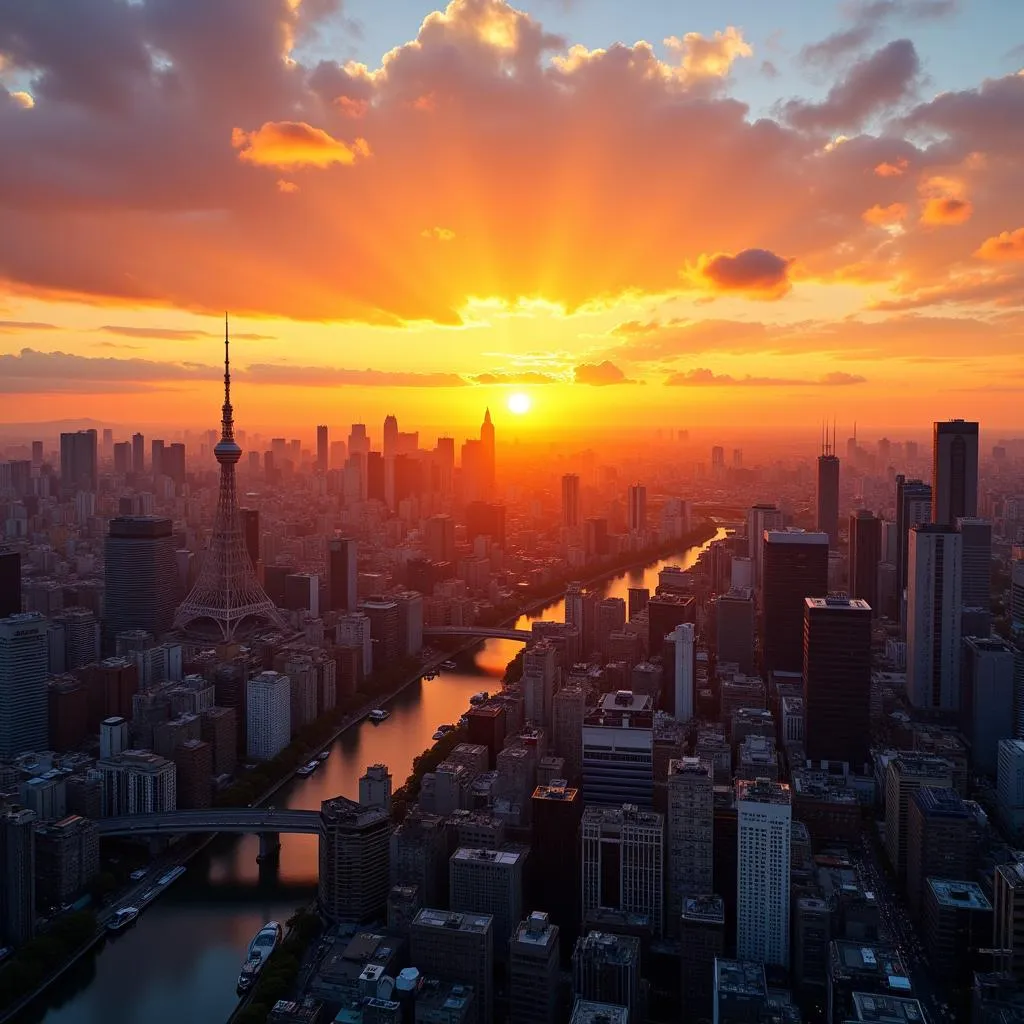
[368,708,390,723]
[237,921,282,992]
[106,906,139,933]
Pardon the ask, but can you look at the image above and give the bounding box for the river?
[30,531,723,1024]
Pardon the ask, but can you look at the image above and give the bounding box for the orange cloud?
[874,158,909,177]
[664,27,752,78]
[975,227,1024,261]
[862,202,907,226]
[231,121,370,169]
[691,249,793,300]
[422,227,456,242]
[920,196,973,225]
[276,179,299,193]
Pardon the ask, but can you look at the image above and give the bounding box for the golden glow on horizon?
[507,391,532,415]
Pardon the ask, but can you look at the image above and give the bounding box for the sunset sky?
[2,0,1024,435]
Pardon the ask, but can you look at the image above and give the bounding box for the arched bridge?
[423,626,532,642]
[94,808,323,838]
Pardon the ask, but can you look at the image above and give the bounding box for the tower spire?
[221,312,234,443]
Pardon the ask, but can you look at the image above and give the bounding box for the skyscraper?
[104,516,179,643]
[319,796,393,924]
[816,431,840,547]
[59,429,97,493]
[508,911,560,1024]
[131,431,145,474]
[667,757,714,932]
[239,508,260,570]
[383,413,398,507]
[174,321,285,641]
[246,670,291,761]
[328,536,358,612]
[932,419,979,525]
[957,517,992,638]
[0,613,49,758]
[761,531,829,675]
[411,908,493,1024]
[316,424,328,474]
[113,441,132,475]
[0,547,20,618]
[747,504,783,593]
[802,597,872,769]
[961,637,1015,776]
[0,806,37,946]
[665,622,695,721]
[627,484,647,533]
[849,510,882,612]
[480,408,495,496]
[562,473,581,529]
[895,475,933,613]
[736,778,792,968]
[907,524,962,710]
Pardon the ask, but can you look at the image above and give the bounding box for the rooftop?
[805,596,871,611]
[451,846,524,866]
[574,931,639,964]
[926,878,992,911]
[413,908,492,934]
[715,958,766,998]
[681,894,725,924]
[830,942,909,985]
[599,690,652,713]
[764,529,828,546]
[569,1000,629,1024]
[668,757,712,779]
[512,911,557,947]
[851,993,927,1023]
[582,804,663,829]
[736,777,791,805]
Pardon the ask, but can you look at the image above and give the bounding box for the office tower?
[816,432,840,547]
[337,611,373,676]
[246,670,291,761]
[680,896,725,1019]
[522,641,557,727]
[508,911,560,1024]
[383,413,398,506]
[571,932,641,1022]
[746,504,782,591]
[1012,561,1024,634]
[0,806,36,946]
[581,804,664,933]
[316,424,328,473]
[52,607,100,671]
[411,909,493,1024]
[391,809,448,906]
[957,517,992,637]
[761,531,829,675]
[284,572,319,617]
[666,758,713,931]
[359,764,392,810]
[562,473,581,529]
[104,516,179,642]
[59,428,98,492]
[113,440,132,475]
[802,597,872,769]
[319,796,392,923]
[993,861,1024,982]
[239,508,260,570]
[201,705,237,776]
[361,597,400,668]
[923,879,991,987]
[646,593,695,661]
[884,754,953,876]
[932,419,979,524]
[425,514,456,564]
[736,778,792,968]
[480,408,495,496]
[130,431,144,474]
[97,751,177,815]
[907,524,963,710]
[849,510,882,611]
[714,591,755,674]
[450,846,526,957]
[664,622,695,721]
[174,322,285,640]
[326,537,359,616]
[0,547,20,617]
[906,787,976,919]
[162,442,185,486]
[34,814,99,908]
[582,692,654,807]
[627,485,647,533]
[998,739,1024,835]
[349,422,369,456]
[151,438,165,479]
[0,612,49,757]
[962,637,1015,776]
[531,782,583,945]
[896,475,933,608]
[99,715,129,759]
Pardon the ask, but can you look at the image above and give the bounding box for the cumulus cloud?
[692,249,793,299]
[975,227,1024,260]
[863,202,907,226]
[664,27,753,79]
[232,121,370,169]
[573,361,636,385]
[665,367,867,386]
[874,157,909,177]
[920,196,972,225]
[471,371,560,385]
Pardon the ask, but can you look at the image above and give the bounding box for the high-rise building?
[957,517,992,638]
[131,431,145,474]
[962,637,1015,776]
[104,516,180,644]
[361,597,400,669]
[582,691,654,807]
[174,322,285,641]
[714,590,755,674]
[531,782,583,943]
[480,408,495,496]
[359,764,392,811]
[562,474,581,529]
[896,475,933,614]
[747,504,782,592]
[59,429,98,493]
[581,803,664,934]
[849,510,882,612]
[907,524,962,710]
[932,419,979,525]
[449,846,526,958]
[411,908,493,1024]
[0,806,36,946]
[666,758,713,932]
[113,440,132,475]
[246,670,291,761]
[664,622,695,722]
[0,547,20,618]
[522,641,557,728]
[34,814,99,908]
[508,911,560,1024]
[0,612,49,757]
[906,787,976,919]
[884,754,954,876]
[736,777,792,968]
[992,860,1024,982]
[571,931,641,1023]
[326,536,357,614]
[816,436,840,547]
[1011,561,1024,635]
[998,739,1024,835]
[319,796,392,924]
[316,424,328,474]
[627,485,646,533]
[802,597,872,770]
[239,508,260,570]
[97,750,177,815]
[680,896,725,1019]
[425,514,455,564]
[99,715,129,760]
[761,531,829,675]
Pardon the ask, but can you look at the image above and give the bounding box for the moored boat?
[237,921,282,990]
[368,708,390,723]
[106,906,139,933]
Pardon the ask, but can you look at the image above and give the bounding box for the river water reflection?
[34,531,723,1024]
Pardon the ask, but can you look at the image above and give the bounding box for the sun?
[507,392,532,415]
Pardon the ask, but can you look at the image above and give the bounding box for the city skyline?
[2,1,1024,428]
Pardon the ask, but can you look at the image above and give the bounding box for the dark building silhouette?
[762,531,828,675]
[816,431,840,547]
[932,419,978,525]
[647,594,696,661]
[0,547,20,618]
[531,782,583,955]
[103,516,179,644]
[131,432,145,474]
[896,475,932,610]
[328,536,358,612]
[367,451,385,502]
[803,597,872,770]
[59,429,97,493]
[316,424,328,474]
[849,510,882,612]
[465,502,507,547]
[239,508,260,570]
